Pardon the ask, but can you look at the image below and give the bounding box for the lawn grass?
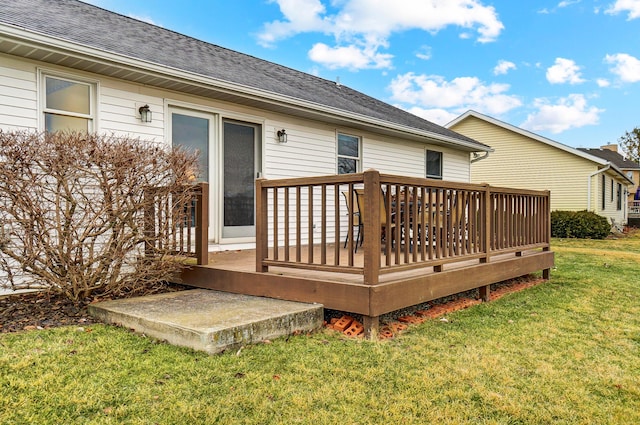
[2,233,640,424]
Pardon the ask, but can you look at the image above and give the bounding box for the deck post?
[363,315,379,340]
[196,182,209,266]
[363,169,381,286]
[542,190,551,279]
[255,177,269,272]
[479,284,490,302]
[143,187,156,258]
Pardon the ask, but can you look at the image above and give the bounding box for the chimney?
[600,144,618,152]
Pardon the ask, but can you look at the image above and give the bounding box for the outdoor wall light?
[277,129,287,143]
[138,104,152,123]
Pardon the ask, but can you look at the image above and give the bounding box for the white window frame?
[337,132,362,175]
[39,70,97,132]
[426,149,443,180]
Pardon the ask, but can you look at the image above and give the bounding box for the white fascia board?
[1,23,490,153]
[446,110,607,164]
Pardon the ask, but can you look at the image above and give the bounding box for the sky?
[86,0,640,150]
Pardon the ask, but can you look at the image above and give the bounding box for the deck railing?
[629,200,640,217]
[144,182,209,265]
[256,170,550,284]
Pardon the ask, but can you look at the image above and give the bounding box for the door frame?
[167,105,217,242]
[165,100,265,245]
[220,118,263,242]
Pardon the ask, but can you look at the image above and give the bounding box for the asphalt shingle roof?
[577,148,640,169]
[0,0,488,149]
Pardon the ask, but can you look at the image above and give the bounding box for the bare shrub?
[0,130,200,300]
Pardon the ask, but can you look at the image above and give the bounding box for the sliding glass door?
[170,108,261,242]
[222,120,261,239]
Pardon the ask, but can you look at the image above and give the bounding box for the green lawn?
[2,233,640,424]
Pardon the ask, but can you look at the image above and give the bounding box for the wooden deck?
[153,171,555,337]
[179,243,554,334]
[630,200,640,227]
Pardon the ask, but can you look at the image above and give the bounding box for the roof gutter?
[471,151,490,163]
[0,23,491,152]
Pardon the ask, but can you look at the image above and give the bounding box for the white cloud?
[308,43,393,69]
[546,58,586,84]
[258,0,330,47]
[493,60,516,75]
[402,106,459,126]
[258,0,504,69]
[605,0,640,19]
[416,45,432,61]
[558,0,581,8]
[388,73,522,116]
[521,94,603,134]
[604,53,640,82]
[596,78,611,87]
[538,1,580,14]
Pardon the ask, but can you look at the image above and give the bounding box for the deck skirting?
[179,250,554,318]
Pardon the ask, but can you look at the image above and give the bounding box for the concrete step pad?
[88,289,324,354]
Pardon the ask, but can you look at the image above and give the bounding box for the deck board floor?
[203,243,536,285]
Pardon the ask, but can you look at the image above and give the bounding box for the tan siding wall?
[451,116,596,211]
[626,170,639,203]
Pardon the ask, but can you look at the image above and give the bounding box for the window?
[337,133,361,174]
[426,150,443,179]
[617,183,622,211]
[611,180,614,202]
[43,74,94,132]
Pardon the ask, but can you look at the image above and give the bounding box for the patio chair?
[355,188,397,251]
[342,190,363,250]
[448,191,469,253]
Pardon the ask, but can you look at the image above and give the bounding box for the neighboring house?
[0,0,490,248]
[580,144,640,228]
[446,110,634,226]
[577,144,640,204]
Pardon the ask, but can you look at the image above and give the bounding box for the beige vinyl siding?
[99,85,165,140]
[0,55,37,130]
[365,136,424,176]
[0,55,475,248]
[262,121,339,246]
[364,137,471,181]
[0,56,473,185]
[441,146,471,182]
[451,116,595,211]
[263,121,337,179]
[598,172,628,225]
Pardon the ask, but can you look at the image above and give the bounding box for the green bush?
[550,210,574,238]
[551,210,610,239]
